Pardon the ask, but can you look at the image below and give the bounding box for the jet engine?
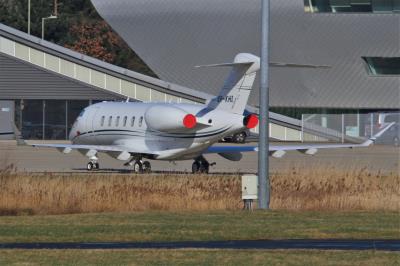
[243,114,259,129]
[145,105,197,132]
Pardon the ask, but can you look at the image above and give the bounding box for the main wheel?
[232,132,246,143]
[192,161,201,174]
[87,162,94,171]
[199,164,209,174]
[94,162,100,170]
[133,161,143,173]
[143,161,151,173]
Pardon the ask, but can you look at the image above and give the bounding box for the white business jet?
[33,53,392,173]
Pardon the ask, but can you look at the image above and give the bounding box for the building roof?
[0,23,212,103]
[92,0,400,109]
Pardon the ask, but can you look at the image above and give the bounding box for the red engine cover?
[243,114,259,129]
[183,114,197,129]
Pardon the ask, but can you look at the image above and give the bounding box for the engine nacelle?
[243,114,259,129]
[145,105,197,132]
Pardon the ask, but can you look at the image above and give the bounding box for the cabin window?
[108,116,112,127]
[100,116,105,127]
[123,116,127,127]
[131,116,135,127]
[116,116,120,127]
[139,116,143,127]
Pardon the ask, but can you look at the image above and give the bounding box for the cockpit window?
[78,109,85,117]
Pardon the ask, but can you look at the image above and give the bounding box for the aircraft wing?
[31,143,159,160]
[32,144,127,152]
[206,122,395,158]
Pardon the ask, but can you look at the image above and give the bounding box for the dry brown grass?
[271,166,400,211]
[0,166,398,215]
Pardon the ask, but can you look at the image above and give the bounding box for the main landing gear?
[192,156,214,174]
[125,156,152,173]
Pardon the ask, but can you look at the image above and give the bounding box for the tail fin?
[197,53,260,115]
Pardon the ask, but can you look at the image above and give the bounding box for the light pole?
[41,15,57,40]
[27,0,31,34]
[258,0,270,209]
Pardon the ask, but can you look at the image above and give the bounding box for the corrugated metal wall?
[0,53,119,100]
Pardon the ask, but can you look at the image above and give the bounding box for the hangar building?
[0,23,315,142]
[91,0,400,109]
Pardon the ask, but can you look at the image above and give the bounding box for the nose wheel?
[87,161,99,171]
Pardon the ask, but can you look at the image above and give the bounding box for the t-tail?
[197,53,260,115]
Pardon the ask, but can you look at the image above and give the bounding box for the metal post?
[42,18,45,39]
[28,0,31,35]
[42,16,57,40]
[301,114,304,143]
[258,0,270,209]
[54,0,58,16]
[42,100,45,140]
[370,113,373,137]
[65,100,68,140]
[341,113,344,143]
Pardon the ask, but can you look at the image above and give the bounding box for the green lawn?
[0,250,399,266]
[0,211,398,243]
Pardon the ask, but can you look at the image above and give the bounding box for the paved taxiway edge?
[0,240,399,251]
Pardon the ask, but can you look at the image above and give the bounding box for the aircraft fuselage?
[69,101,248,160]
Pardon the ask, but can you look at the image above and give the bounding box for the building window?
[108,116,112,127]
[362,57,400,75]
[304,0,400,13]
[20,100,43,140]
[123,116,127,127]
[101,116,105,127]
[45,100,66,140]
[131,116,135,127]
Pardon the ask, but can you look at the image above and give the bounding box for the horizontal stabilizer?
[197,62,331,69]
[195,62,254,68]
[270,62,331,69]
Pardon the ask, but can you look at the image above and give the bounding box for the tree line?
[0,0,156,77]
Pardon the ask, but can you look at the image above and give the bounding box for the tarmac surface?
[0,141,398,174]
[0,239,399,251]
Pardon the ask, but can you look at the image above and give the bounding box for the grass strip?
[0,211,398,243]
[0,249,399,266]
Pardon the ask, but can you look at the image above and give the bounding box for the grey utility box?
[242,175,258,200]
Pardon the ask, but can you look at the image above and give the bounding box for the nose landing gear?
[87,160,99,171]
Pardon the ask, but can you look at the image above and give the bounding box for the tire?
[133,161,143,173]
[192,161,200,174]
[143,161,151,173]
[232,132,246,144]
[394,137,399,147]
[199,164,209,174]
[87,162,94,171]
[95,163,100,170]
